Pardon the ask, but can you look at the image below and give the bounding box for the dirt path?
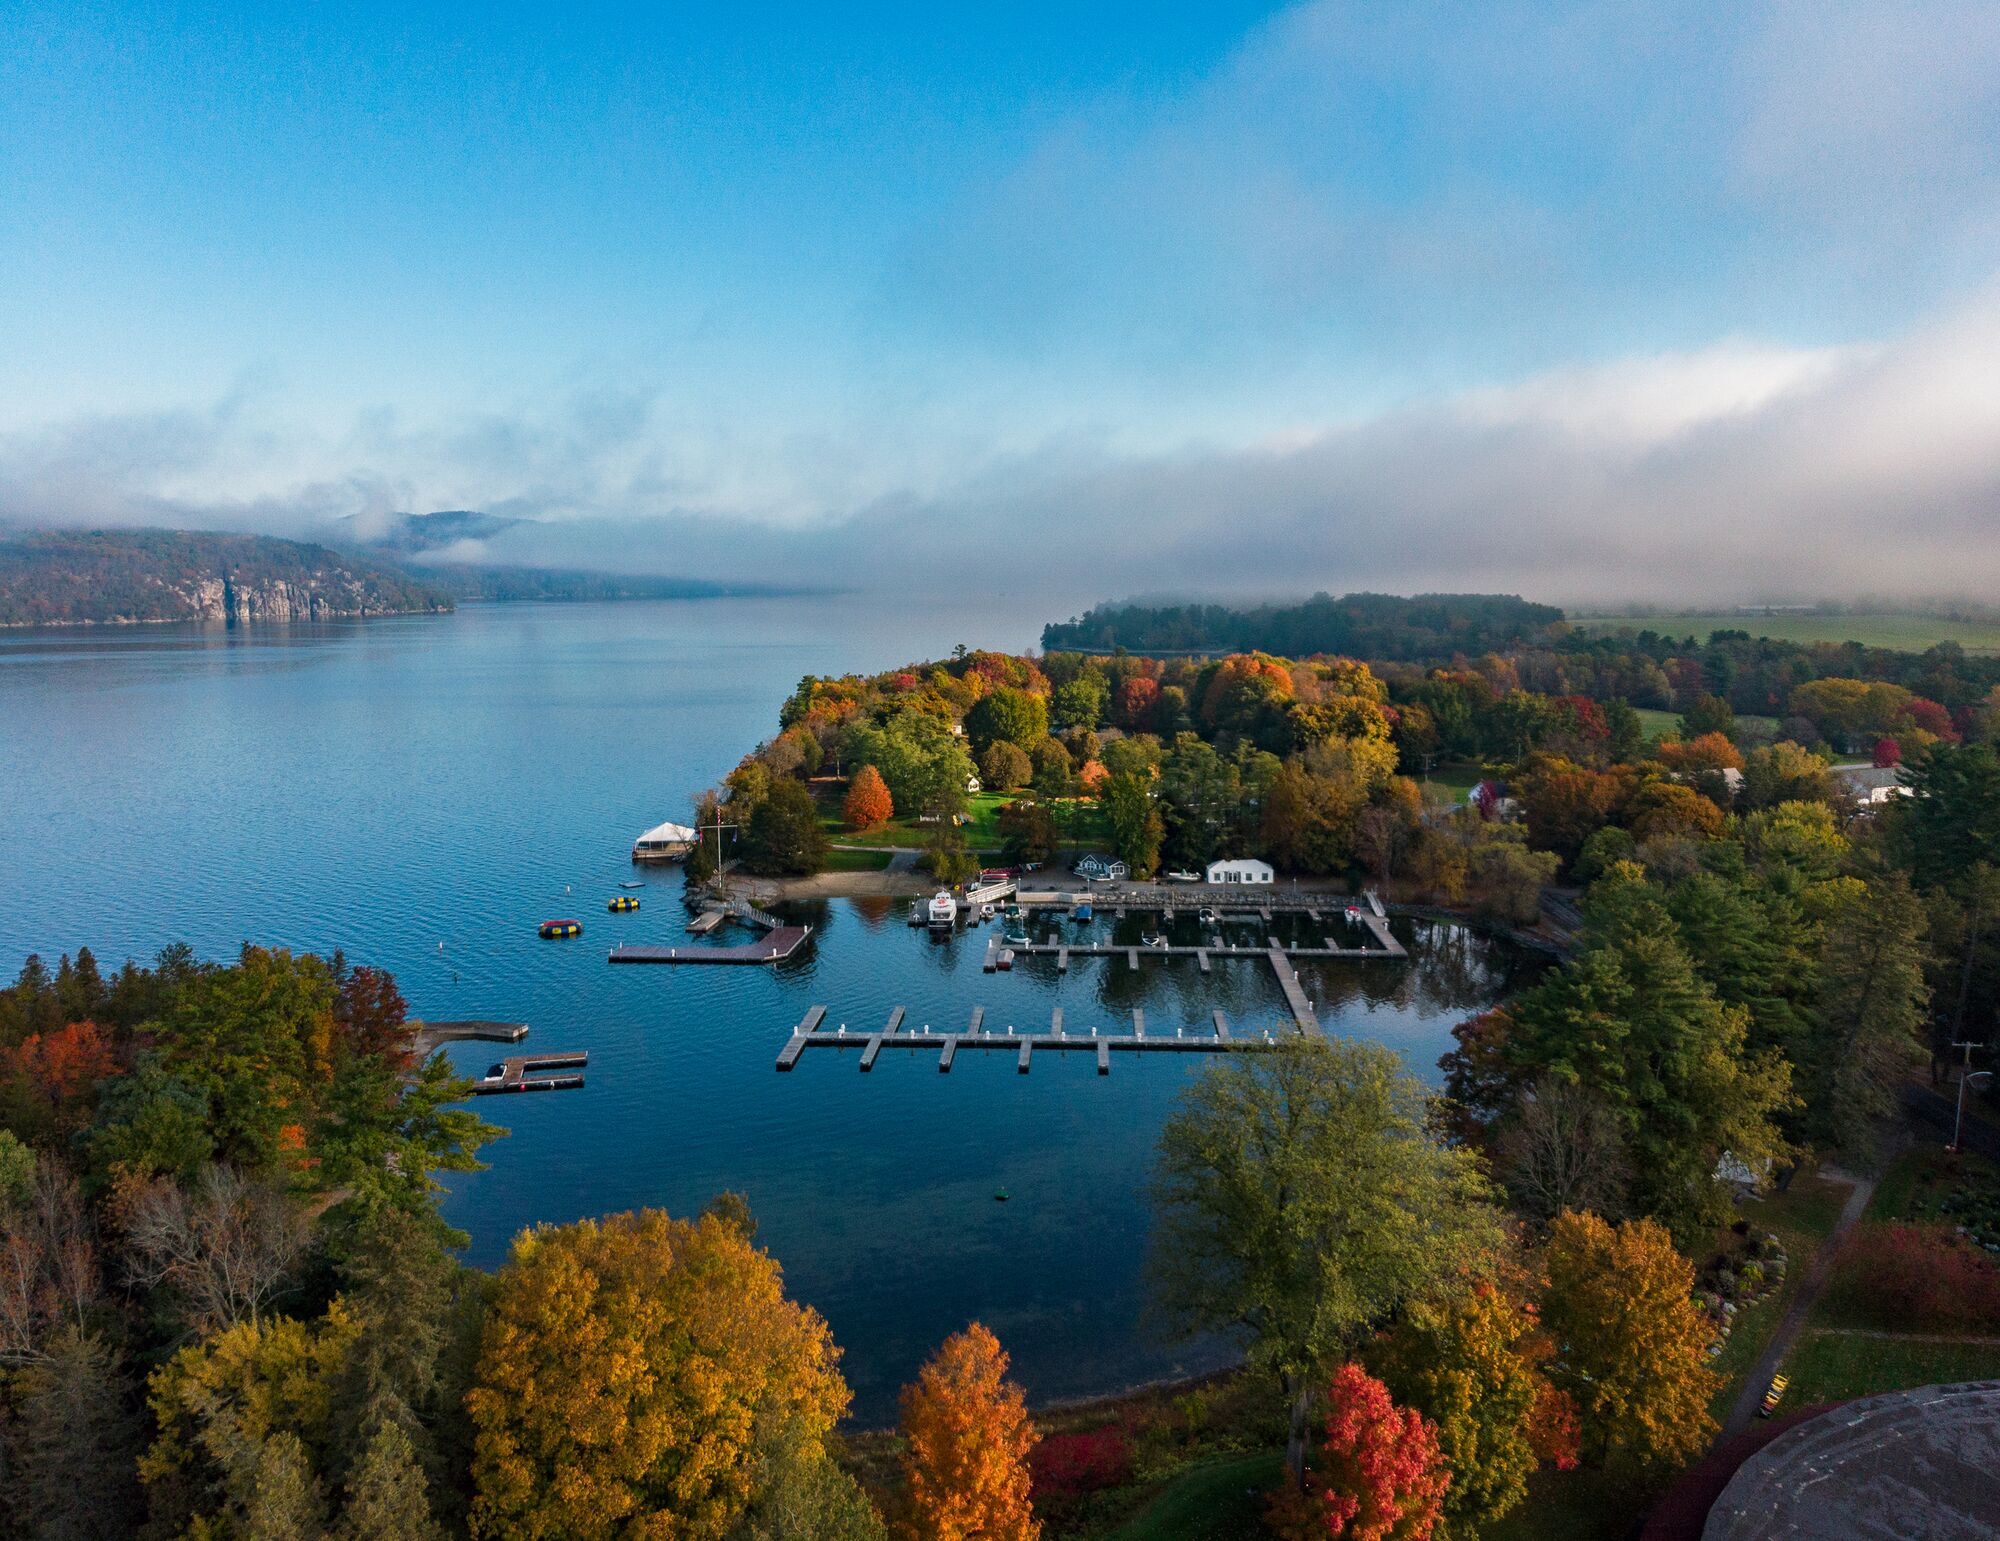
[1718,1170,1876,1440]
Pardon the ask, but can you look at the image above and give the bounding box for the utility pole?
[699,817,739,897]
[1948,1039,1991,1153]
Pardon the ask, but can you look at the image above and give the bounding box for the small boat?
[994,1188,1010,1203]
[996,949,1015,971]
[1142,932,1168,948]
[927,890,958,928]
[980,903,997,920]
[1198,907,1217,924]
[608,896,640,912]
[538,919,582,939]
[1003,925,1029,947]
[1073,901,1094,922]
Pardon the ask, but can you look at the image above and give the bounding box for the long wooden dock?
[1008,935,1401,961]
[608,925,812,965]
[775,1004,1297,1074]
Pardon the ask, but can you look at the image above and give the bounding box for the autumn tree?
[1369,1282,1576,1536]
[1153,1039,1501,1481]
[1492,1077,1631,1226]
[896,1323,1039,1541]
[1267,1362,1447,1541]
[978,740,1032,792]
[467,1208,849,1541]
[963,688,1048,756]
[845,765,895,830]
[997,800,1059,867]
[1537,1212,1717,1471]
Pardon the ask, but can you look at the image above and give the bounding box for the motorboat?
[1142,932,1168,948]
[1073,900,1094,922]
[996,948,1015,971]
[1165,869,1200,883]
[927,890,958,928]
[1003,924,1030,947]
[1198,907,1218,924]
[980,903,997,921]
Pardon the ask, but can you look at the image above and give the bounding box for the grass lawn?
[1421,760,1486,800]
[1103,1450,1283,1541]
[1572,611,2000,656]
[1634,707,1681,742]
[1702,1172,1853,1421]
[821,846,895,872]
[819,789,1112,859]
[1482,1466,1648,1541]
[1779,1330,2000,1405]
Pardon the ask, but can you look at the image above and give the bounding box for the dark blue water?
[0,600,1538,1418]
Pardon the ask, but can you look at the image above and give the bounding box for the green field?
[1779,1330,2000,1406]
[820,846,895,872]
[1573,611,2000,655]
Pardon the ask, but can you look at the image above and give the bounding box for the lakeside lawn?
[1632,706,1780,743]
[1572,610,2000,656]
[1104,1450,1281,1541]
[821,846,896,872]
[817,786,1113,860]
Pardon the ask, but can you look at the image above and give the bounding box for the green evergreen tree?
[744,778,830,876]
[6,1329,145,1541]
[1806,876,1931,1156]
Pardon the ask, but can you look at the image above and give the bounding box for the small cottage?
[1073,853,1129,880]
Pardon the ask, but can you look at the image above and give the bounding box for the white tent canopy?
[634,820,697,846]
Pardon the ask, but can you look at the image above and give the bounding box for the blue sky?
[3,2,1999,603]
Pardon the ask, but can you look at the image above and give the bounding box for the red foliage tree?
[1527,1381,1582,1471]
[1873,737,1902,768]
[1268,1363,1448,1541]
[1117,676,1161,729]
[1898,696,1959,744]
[845,764,895,830]
[337,964,413,1069]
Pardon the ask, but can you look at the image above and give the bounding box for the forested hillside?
[1041,593,1568,659]
[0,528,454,626]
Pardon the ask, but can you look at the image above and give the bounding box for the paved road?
[1718,1171,1876,1441]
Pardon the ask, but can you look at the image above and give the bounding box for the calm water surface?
[0,599,1539,1418]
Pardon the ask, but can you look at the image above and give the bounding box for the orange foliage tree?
[8,1020,120,1130]
[467,1208,850,1540]
[1268,1362,1447,1541]
[845,764,895,831]
[896,1323,1039,1541]
[1538,1211,1718,1470]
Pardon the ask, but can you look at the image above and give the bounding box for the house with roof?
[1832,764,1910,807]
[1073,853,1128,880]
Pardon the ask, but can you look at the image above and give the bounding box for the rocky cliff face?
[0,529,455,626]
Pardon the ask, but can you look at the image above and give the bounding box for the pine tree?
[339,1421,441,1541]
[1807,875,1931,1156]
[7,1329,145,1540]
[896,1324,1039,1541]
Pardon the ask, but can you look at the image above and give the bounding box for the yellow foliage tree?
[140,1303,362,1534]
[896,1323,1039,1541]
[1537,1211,1718,1470]
[466,1208,850,1540]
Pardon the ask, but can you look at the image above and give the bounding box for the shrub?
[1826,1222,2000,1332]
[1029,1426,1133,1509]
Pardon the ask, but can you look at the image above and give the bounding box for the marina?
[607,924,813,965]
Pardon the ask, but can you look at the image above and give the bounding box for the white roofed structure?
[632,820,697,861]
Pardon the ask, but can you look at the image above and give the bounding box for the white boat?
[927,890,958,927]
[1198,907,1217,924]
[980,903,997,920]
[1142,932,1168,948]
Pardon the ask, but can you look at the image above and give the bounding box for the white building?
[1206,857,1274,885]
[632,819,697,862]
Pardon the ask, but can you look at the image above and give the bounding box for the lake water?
[0,599,1540,1419]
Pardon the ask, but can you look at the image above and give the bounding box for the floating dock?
[472,1050,587,1094]
[608,925,812,965]
[775,1004,1297,1074]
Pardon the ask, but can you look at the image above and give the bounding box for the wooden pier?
[408,1019,528,1057]
[471,1050,587,1094]
[608,925,812,965]
[776,1003,1298,1074]
[1007,934,1403,963]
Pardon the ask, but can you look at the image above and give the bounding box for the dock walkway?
[409,1020,528,1057]
[775,1004,1296,1075]
[609,925,812,965]
[472,1050,587,1095]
